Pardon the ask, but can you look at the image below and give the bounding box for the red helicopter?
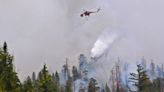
[80,8,101,17]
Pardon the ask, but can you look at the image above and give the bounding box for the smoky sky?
[0,0,164,80]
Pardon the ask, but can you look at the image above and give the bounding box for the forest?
[0,42,164,92]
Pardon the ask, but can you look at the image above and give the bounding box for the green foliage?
[36,64,58,92]
[52,71,60,85]
[32,72,36,82]
[22,65,60,92]
[129,64,151,92]
[152,77,164,92]
[22,76,34,92]
[0,42,21,92]
[88,78,99,92]
[65,78,72,92]
[1,42,164,92]
[72,66,79,81]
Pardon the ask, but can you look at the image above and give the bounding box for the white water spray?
[91,28,123,60]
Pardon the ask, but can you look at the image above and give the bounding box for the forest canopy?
[0,42,163,92]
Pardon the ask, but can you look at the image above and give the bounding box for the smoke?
[0,0,112,80]
[1,0,164,81]
[91,28,123,60]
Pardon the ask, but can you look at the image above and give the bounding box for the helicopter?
[80,8,101,17]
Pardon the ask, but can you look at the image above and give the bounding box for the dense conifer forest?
[0,42,163,92]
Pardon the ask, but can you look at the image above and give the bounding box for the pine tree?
[22,76,34,92]
[129,64,151,92]
[162,64,164,78]
[37,64,58,92]
[141,57,147,70]
[150,60,156,80]
[52,71,60,92]
[72,66,79,81]
[3,41,7,53]
[32,72,36,82]
[152,77,164,92]
[88,78,99,92]
[105,83,111,92]
[55,71,60,84]
[0,42,21,92]
[31,72,39,92]
[63,58,71,81]
[65,78,72,92]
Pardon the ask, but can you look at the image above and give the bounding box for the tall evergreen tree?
[152,77,164,92]
[22,76,34,92]
[129,64,151,92]
[55,71,60,84]
[65,78,72,92]
[0,42,21,92]
[31,72,39,92]
[105,83,111,92]
[88,78,99,92]
[62,59,71,81]
[150,60,156,80]
[52,71,60,92]
[37,64,58,92]
[141,57,147,70]
[72,66,79,81]
[32,72,36,82]
[3,41,7,53]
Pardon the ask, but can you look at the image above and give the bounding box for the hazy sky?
[0,0,164,80]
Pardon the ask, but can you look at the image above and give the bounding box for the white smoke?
[91,28,123,60]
